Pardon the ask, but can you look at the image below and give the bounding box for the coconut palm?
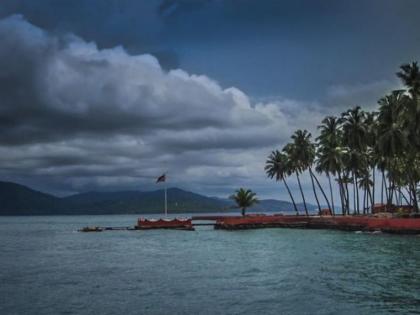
[265,150,299,215]
[316,116,343,215]
[283,143,309,216]
[377,90,409,206]
[341,106,368,151]
[290,130,322,213]
[397,63,420,211]
[291,129,332,214]
[341,107,369,213]
[397,62,420,99]
[230,188,258,216]
[364,112,378,211]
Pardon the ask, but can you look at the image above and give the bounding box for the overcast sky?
[0,0,419,200]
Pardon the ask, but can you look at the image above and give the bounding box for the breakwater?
[213,215,420,234]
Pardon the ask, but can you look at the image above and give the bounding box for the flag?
[156,174,166,183]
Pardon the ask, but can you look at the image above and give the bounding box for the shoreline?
[211,215,420,234]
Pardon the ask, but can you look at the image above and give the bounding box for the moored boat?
[79,226,104,232]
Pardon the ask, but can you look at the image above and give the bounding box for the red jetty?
[136,218,195,230]
[214,215,420,234]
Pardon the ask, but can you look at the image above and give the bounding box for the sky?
[0,0,419,200]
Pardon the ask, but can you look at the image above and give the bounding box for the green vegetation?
[230,188,259,216]
[266,62,420,215]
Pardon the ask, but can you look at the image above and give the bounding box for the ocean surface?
[0,214,419,315]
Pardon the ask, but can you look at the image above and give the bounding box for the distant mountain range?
[0,181,317,215]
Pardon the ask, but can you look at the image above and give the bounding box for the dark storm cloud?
[0,0,180,69]
[1,0,418,100]
[0,15,285,146]
[0,15,308,196]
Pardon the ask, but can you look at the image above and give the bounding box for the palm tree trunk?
[397,188,401,206]
[382,171,388,204]
[283,178,299,215]
[362,188,367,215]
[353,173,357,215]
[343,171,350,215]
[241,207,246,216]
[413,184,419,213]
[406,187,412,205]
[410,181,419,212]
[387,178,394,206]
[345,179,350,215]
[309,170,321,213]
[338,184,344,215]
[327,172,335,215]
[371,167,375,211]
[398,187,410,205]
[381,172,384,204]
[367,187,373,213]
[356,178,360,214]
[338,172,345,215]
[310,168,332,214]
[296,172,309,216]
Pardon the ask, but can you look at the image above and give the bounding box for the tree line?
[265,62,420,215]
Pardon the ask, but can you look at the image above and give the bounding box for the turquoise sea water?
[0,215,419,315]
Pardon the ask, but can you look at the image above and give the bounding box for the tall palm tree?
[230,188,258,216]
[265,150,299,215]
[290,129,332,214]
[397,62,420,100]
[364,112,378,211]
[341,106,368,213]
[341,106,367,152]
[377,91,408,206]
[316,116,343,215]
[291,130,321,213]
[397,62,420,212]
[283,143,309,216]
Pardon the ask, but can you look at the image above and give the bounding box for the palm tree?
[316,116,343,215]
[397,62,420,211]
[341,106,368,213]
[291,130,322,213]
[377,90,408,206]
[397,62,420,100]
[290,130,333,215]
[283,143,309,216]
[230,188,258,216]
[341,106,367,151]
[265,150,299,215]
[364,112,378,211]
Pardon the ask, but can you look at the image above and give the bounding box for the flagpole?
[164,182,168,217]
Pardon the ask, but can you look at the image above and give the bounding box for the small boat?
[79,226,104,232]
[135,218,195,231]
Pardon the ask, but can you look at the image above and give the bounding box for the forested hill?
[0,181,316,215]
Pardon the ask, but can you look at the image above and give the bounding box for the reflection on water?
[0,215,419,315]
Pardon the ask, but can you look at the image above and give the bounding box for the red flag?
[156,174,166,183]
